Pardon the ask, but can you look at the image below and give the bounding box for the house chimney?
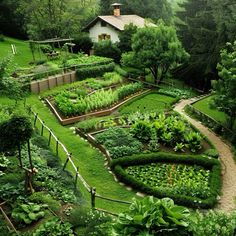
[111,3,122,17]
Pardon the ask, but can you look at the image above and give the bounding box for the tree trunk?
[150,67,158,84]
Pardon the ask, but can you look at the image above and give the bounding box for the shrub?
[93,39,121,63]
[131,120,154,142]
[76,62,115,80]
[73,33,93,54]
[40,44,53,53]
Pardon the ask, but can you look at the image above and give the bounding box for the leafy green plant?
[11,202,46,225]
[126,163,211,199]
[190,210,236,236]
[131,120,154,142]
[112,196,191,236]
[95,127,142,158]
[33,217,74,236]
[185,132,202,153]
[174,143,186,152]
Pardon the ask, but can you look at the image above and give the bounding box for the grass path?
[26,95,138,214]
[174,98,236,212]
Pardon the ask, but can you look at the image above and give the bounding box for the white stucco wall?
[89,21,120,43]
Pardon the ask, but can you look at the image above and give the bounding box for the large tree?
[129,23,189,84]
[175,0,236,90]
[18,0,99,40]
[0,0,26,38]
[99,0,173,24]
[212,41,236,129]
[118,23,138,53]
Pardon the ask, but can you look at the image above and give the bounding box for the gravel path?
[174,98,236,212]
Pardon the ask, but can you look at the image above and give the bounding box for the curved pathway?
[174,98,236,212]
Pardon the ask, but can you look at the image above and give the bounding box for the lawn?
[119,92,177,114]
[192,95,236,130]
[0,36,46,67]
[24,95,139,214]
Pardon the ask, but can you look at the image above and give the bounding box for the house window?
[101,21,107,27]
[98,34,111,41]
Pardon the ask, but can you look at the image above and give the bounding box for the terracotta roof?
[84,15,156,31]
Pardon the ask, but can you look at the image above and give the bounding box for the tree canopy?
[99,0,173,24]
[129,23,189,84]
[212,41,236,129]
[175,0,236,90]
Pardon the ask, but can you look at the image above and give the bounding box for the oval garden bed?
[110,152,221,208]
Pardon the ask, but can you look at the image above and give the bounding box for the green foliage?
[112,196,191,235]
[65,55,113,67]
[93,40,121,63]
[176,0,236,90]
[0,155,10,170]
[0,182,24,202]
[158,87,196,99]
[131,120,154,142]
[131,23,189,84]
[126,163,211,199]
[111,152,221,208]
[73,33,93,54]
[184,132,202,153]
[32,217,74,236]
[76,62,115,80]
[190,210,236,236]
[55,82,143,117]
[12,202,46,225]
[203,149,219,159]
[118,23,138,53]
[29,192,61,212]
[0,115,33,152]
[40,44,53,53]
[96,127,142,159]
[212,41,236,129]
[116,82,144,100]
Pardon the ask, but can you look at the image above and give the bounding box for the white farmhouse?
[84,3,156,43]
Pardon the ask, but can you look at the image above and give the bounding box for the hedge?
[76,62,115,80]
[111,152,221,208]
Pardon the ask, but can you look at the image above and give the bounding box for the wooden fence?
[30,71,77,94]
[29,108,132,215]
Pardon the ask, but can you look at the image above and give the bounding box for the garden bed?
[46,89,150,125]
[110,153,221,208]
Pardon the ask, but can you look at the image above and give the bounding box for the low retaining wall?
[30,71,77,94]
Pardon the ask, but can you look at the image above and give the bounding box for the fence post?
[48,130,52,146]
[56,138,59,156]
[63,153,71,170]
[90,187,96,209]
[41,121,44,136]
[74,166,79,191]
[34,113,38,127]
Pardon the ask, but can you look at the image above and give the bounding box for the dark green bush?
[76,62,115,80]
